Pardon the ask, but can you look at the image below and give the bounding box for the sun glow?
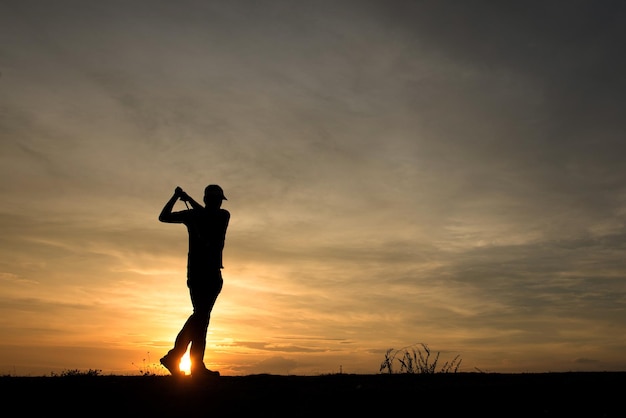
[179,351,191,375]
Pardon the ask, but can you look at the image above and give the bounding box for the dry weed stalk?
[379,343,462,374]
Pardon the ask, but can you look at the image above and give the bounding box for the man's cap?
[205,184,227,200]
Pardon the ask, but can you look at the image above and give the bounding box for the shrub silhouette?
[51,368,102,377]
[380,343,462,374]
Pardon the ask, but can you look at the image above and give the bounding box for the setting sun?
[179,352,191,375]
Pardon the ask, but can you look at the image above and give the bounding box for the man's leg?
[188,276,222,377]
[189,314,210,372]
[160,286,198,376]
[160,317,193,377]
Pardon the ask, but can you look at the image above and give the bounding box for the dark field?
[2,372,624,417]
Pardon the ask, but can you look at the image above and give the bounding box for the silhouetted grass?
[131,351,165,376]
[380,343,462,374]
[50,368,102,377]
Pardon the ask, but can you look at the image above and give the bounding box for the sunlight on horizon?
[180,351,191,375]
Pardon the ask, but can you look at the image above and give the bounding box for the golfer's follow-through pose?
[159,184,230,378]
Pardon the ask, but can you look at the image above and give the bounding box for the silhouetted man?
[158,184,230,379]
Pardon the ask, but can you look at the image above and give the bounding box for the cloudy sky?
[1,0,625,376]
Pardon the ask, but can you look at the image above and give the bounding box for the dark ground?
[2,372,624,417]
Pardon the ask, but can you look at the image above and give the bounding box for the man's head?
[204,184,227,208]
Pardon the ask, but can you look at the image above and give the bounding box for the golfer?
[158,184,230,379]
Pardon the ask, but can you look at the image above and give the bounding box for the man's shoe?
[160,355,184,377]
[192,367,220,379]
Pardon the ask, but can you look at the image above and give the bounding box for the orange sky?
[2,1,626,376]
